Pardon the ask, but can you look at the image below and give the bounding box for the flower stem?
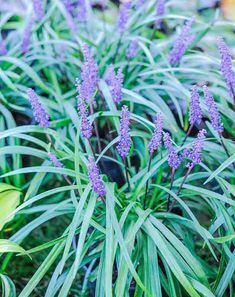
[143,154,153,209]
[112,35,122,64]
[167,168,175,211]
[123,157,130,191]
[168,166,192,212]
[89,104,102,154]
[181,123,194,146]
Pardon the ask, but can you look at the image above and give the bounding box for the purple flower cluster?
[21,19,34,55]
[163,133,180,170]
[106,65,123,104]
[186,129,206,168]
[127,39,139,59]
[27,88,49,128]
[118,1,132,34]
[81,44,99,103]
[76,79,93,139]
[169,17,195,65]
[63,0,73,15]
[117,105,131,158]
[203,85,223,133]
[155,0,165,29]
[32,0,44,21]
[87,156,106,197]
[77,0,87,22]
[0,39,7,56]
[48,152,64,169]
[189,86,202,126]
[217,37,235,97]
[148,113,163,155]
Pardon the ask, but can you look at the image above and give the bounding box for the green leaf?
[0,239,26,254]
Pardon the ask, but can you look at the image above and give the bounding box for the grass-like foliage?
[0,0,235,296]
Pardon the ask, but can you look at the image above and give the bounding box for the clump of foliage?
[0,0,235,296]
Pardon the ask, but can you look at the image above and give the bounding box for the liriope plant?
[0,0,234,296]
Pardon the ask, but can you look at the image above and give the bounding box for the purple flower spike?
[217,37,235,98]
[21,18,34,55]
[136,0,144,9]
[0,39,7,56]
[32,0,44,21]
[63,0,73,15]
[148,113,163,155]
[78,0,87,22]
[187,129,206,168]
[118,1,132,34]
[189,86,202,126]
[117,105,131,158]
[163,133,180,170]
[88,156,106,197]
[127,39,139,59]
[203,86,223,133]
[106,65,123,103]
[27,88,49,128]
[169,17,195,65]
[76,79,93,139]
[155,0,165,29]
[48,152,64,168]
[81,44,99,103]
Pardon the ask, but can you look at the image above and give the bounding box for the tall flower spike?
[76,79,93,139]
[217,37,235,98]
[27,88,49,128]
[106,65,123,104]
[189,86,202,126]
[78,0,87,22]
[155,0,165,29]
[21,18,34,54]
[88,156,106,197]
[203,85,223,133]
[169,17,195,65]
[118,1,132,34]
[148,113,163,155]
[163,133,180,170]
[48,152,64,169]
[0,38,7,56]
[187,129,206,168]
[127,39,139,59]
[117,105,131,158]
[81,44,99,103]
[32,0,44,21]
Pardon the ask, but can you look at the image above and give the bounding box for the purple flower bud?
[21,18,34,55]
[203,85,223,133]
[118,1,132,34]
[77,0,87,22]
[148,113,163,155]
[217,37,235,98]
[127,39,139,59]
[186,129,206,168]
[155,0,165,29]
[163,132,180,170]
[87,156,106,197]
[32,0,44,21]
[0,39,7,56]
[76,79,93,139]
[117,105,131,158]
[81,44,99,103]
[189,86,202,126]
[106,65,123,104]
[27,88,49,128]
[169,17,195,65]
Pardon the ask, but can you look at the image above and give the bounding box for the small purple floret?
[155,0,165,29]
[217,37,235,98]
[127,39,139,59]
[88,156,106,197]
[117,105,131,158]
[21,18,34,54]
[118,1,132,34]
[106,65,124,103]
[169,17,195,65]
[203,85,223,133]
[163,132,180,170]
[32,0,44,21]
[148,113,163,155]
[27,88,49,128]
[186,129,206,168]
[189,86,202,126]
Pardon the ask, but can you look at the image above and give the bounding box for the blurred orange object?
[222,0,235,20]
